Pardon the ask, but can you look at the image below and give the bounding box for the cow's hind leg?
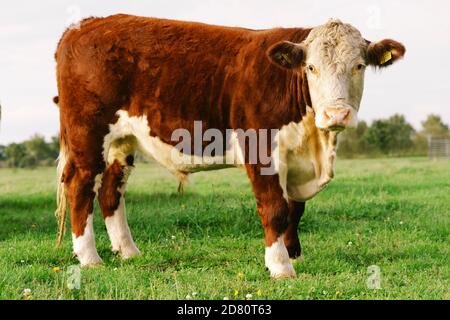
[285,201,305,259]
[98,139,140,259]
[65,164,104,267]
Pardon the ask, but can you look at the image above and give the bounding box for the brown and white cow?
[54,15,405,278]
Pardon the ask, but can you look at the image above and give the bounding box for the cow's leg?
[65,165,103,267]
[246,165,296,279]
[98,147,140,259]
[285,201,306,259]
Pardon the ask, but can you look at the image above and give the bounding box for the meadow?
[0,157,448,300]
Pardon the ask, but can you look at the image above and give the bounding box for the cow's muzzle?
[321,107,352,132]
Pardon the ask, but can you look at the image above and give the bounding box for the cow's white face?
[303,22,367,130]
[268,19,405,131]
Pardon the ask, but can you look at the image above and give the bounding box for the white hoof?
[265,236,297,279]
[268,262,297,279]
[75,250,103,267]
[73,250,103,268]
[119,243,141,260]
[72,215,102,267]
[105,211,140,260]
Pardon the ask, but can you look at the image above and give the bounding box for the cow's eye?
[356,64,366,71]
[307,65,316,73]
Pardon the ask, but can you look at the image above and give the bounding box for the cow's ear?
[367,39,406,68]
[267,41,305,69]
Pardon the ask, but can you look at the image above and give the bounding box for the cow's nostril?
[342,110,350,120]
[325,111,334,120]
[325,109,351,124]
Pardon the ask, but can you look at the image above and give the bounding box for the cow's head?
[268,19,405,131]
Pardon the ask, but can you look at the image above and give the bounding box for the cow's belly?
[103,110,243,175]
[140,136,238,174]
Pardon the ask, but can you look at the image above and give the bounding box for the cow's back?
[57,15,249,104]
[56,15,311,145]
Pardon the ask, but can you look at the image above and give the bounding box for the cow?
[54,14,405,278]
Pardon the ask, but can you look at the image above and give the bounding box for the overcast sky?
[1,0,449,143]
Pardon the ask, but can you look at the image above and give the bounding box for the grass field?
[0,158,449,300]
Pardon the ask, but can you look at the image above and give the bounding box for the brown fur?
[246,164,290,246]
[367,39,406,67]
[267,41,306,70]
[55,14,313,246]
[65,167,98,237]
[98,160,125,218]
[285,201,306,258]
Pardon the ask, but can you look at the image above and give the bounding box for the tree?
[49,134,60,159]
[0,145,6,161]
[2,134,60,168]
[25,134,53,161]
[338,121,371,157]
[421,114,449,138]
[5,143,27,167]
[364,114,415,155]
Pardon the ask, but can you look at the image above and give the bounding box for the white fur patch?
[275,107,338,202]
[103,111,244,177]
[105,194,141,259]
[93,174,103,196]
[72,215,102,267]
[265,236,296,279]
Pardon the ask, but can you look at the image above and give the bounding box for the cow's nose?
[323,108,351,130]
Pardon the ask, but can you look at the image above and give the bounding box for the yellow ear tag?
[380,51,392,65]
[281,53,292,65]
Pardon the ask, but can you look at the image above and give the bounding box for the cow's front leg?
[285,201,305,259]
[246,165,296,279]
[261,200,297,279]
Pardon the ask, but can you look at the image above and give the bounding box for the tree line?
[0,135,60,168]
[0,114,448,168]
[338,114,449,158]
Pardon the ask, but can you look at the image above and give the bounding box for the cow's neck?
[232,29,312,132]
[277,107,339,202]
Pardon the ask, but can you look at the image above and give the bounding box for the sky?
[0,0,449,144]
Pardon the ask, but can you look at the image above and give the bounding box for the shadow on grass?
[0,191,260,241]
[0,188,435,242]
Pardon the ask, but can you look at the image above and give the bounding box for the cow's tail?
[176,171,189,195]
[55,126,69,247]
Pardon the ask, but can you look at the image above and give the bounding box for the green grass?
[0,158,449,300]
